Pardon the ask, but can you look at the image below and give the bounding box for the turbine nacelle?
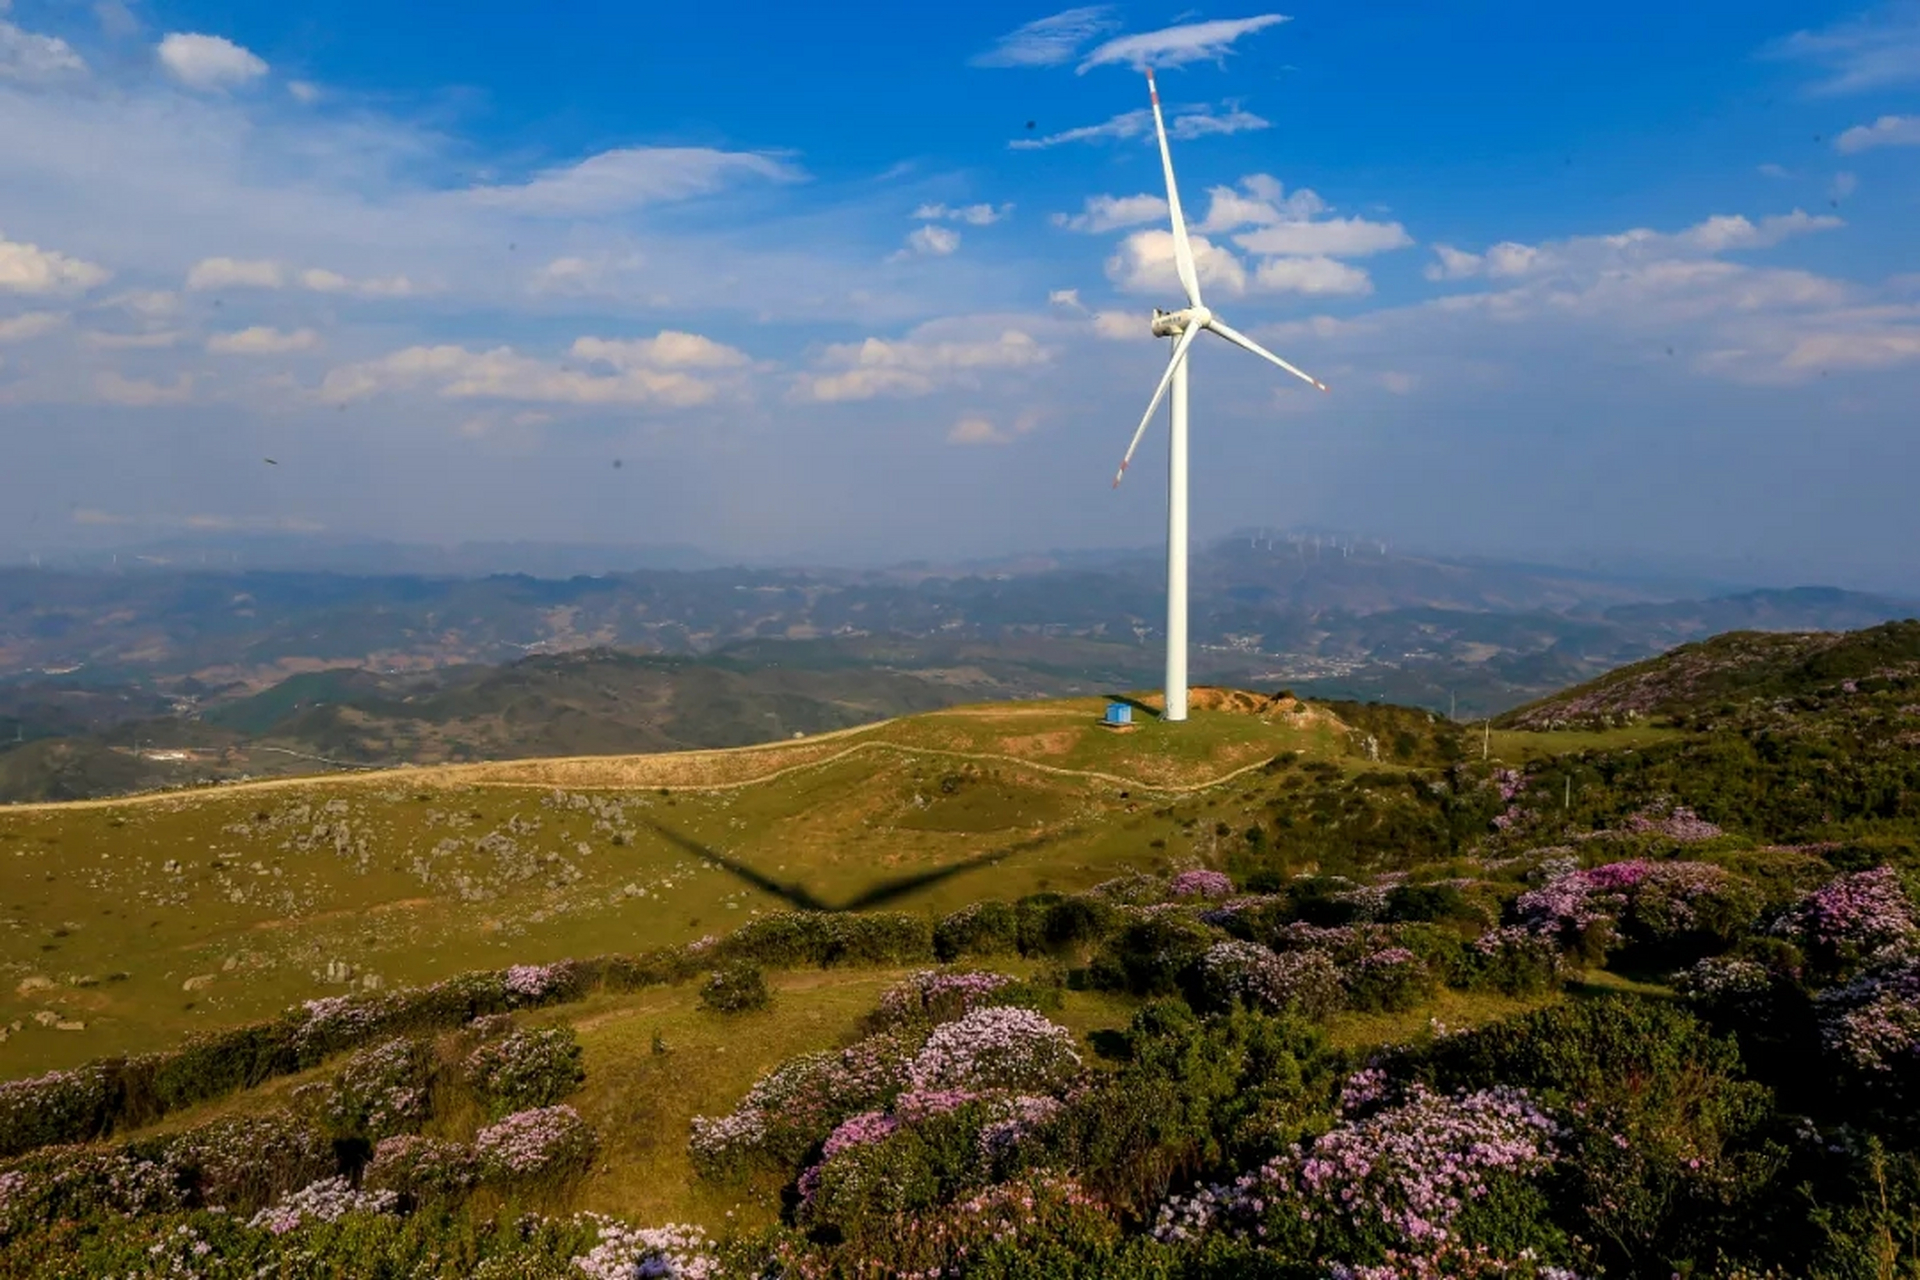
[1150,306,1212,339]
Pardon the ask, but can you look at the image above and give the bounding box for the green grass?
[1484,724,1686,763]
[0,697,1334,1076]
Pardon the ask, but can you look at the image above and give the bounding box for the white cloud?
[1,18,87,81]
[465,147,799,217]
[1078,15,1290,72]
[971,7,1118,67]
[796,325,1049,402]
[95,371,193,405]
[570,330,750,370]
[157,33,268,91]
[912,202,1012,225]
[287,80,321,104]
[207,325,320,354]
[1831,171,1859,201]
[0,311,62,341]
[1769,5,1920,94]
[946,410,1038,445]
[1253,255,1373,296]
[186,257,283,290]
[299,267,417,297]
[1048,288,1086,311]
[1378,371,1418,395]
[1757,162,1793,178]
[1838,114,1920,152]
[106,290,182,320]
[1092,309,1143,340]
[1235,216,1412,259]
[1195,174,1326,231]
[1053,193,1168,233]
[1011,102,1268,149]
[902,224,961,257]
[83,329,181,349]
[321,340,733,407]
[1106,228,1247,297]
[1427,210,1842,282]
[0,230,110,294]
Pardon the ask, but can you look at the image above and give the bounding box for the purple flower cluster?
[1200,940,1344,1015]
[1330,1246,1586,1279]
[464,1026,584,1116]
[246,1175,399,1235]
[1517,859,1740,950]
[877,969,1015,1026]
[318,1036,431,1138]
[893,1088,981,1122]
[1169,869,1235,898]
[0,1064,113,1161]
[505,962,571,1003]
[905,1007,1082,1094]
[1675,956,1775,1003]
[363,1134,477,1196]
[1775,867,1917,964]
[1155,1085,1559,1249]
[688,1031,914,1169]
[473,1104,596,1179]
[1815,955,1920,1075]
[1621,804,1724,843]
[571,1216,721,1280]
[977,1094,1063,1161]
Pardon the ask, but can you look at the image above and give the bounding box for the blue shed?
[1104,702,1133,727]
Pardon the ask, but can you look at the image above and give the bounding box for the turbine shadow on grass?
[638,818,1074,914]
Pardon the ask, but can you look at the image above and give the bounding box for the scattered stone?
[32,1010,59,1027]
[55,1020,85,1032]
[182,974,216,992]
[15,975,53,996]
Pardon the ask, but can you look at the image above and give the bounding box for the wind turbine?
[1111,69,1329,722]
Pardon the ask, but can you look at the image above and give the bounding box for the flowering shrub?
[1622,802,1725,843]
[1155,1085,1562,1263]
[688,1031,915,1174]
[247,1175,400,1234]
[1456,928,1564,995]
[473,1105,597,1182]
[699,961,772,1014]
[464,1027,585,1118]
[317,1036,434,1139]
[1089,872,1170,904]
[0,1147,185,1240]
[905,1006,1082,1094]
[1774,866,1917,973]
[1345,947,1434,1013]
[976,1094,1063,1164]
[1518,859,1758,962]
[1193,940,1342,1016]
[161,1109,337,1210]
[1088,914,1216,995]
[1816,954,1920,1079]
[0,1065,117,1159]
[571,1216,722,1280]
[1169,869,1235,898]
[362,1134,477,1198]
[872,968,1016,1028]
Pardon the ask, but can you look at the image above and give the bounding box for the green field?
[0,694,1351,1075]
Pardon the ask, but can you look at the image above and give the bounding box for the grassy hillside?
[7,634,1920,1278]
[0,693,1354,1074]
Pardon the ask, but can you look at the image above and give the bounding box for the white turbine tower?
[1112,69,1329,723]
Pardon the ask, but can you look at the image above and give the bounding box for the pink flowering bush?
[872,968,1016,1029]
[1154,1085,1563,1264]
[1194,940,1342,1016]
[247,1175,399,1234]
[1774,866,1918,973]
[905,1006,1082,1094]
[361,1134,477,1198]
[688,1030,915,1175]
[160,1108,337,1210]
[1458,927,1565,996]
[1518,859,1759,962]
[570,1214,722,1280]
[314,1036,434,1139]
[472,1104,596,1182]
[0,1065,117,1159]
[1170,869,1235,898]
[1815,953,1920,1080]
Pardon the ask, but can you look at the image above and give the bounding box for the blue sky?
[0,1,1916,585]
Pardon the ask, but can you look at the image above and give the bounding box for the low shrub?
[314,1037,435,1140]
[1342,948,1433,1012]
[934,900,1021,960]
[464,1028,586,1119]
[472,1105,597,1184]
[715,911,933,969]
[1088,915,1215,996]
[698,962,772,1014]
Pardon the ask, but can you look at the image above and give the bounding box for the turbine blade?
[1203,317,1329,392]
[1113,323,1201,488]
[1147,70,1203,310]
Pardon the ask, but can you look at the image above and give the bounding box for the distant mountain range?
[1,540,1915,802]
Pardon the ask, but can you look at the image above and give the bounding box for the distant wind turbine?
[1112,70,1329,723]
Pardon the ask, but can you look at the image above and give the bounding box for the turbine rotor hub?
[1151,306,1209,338]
